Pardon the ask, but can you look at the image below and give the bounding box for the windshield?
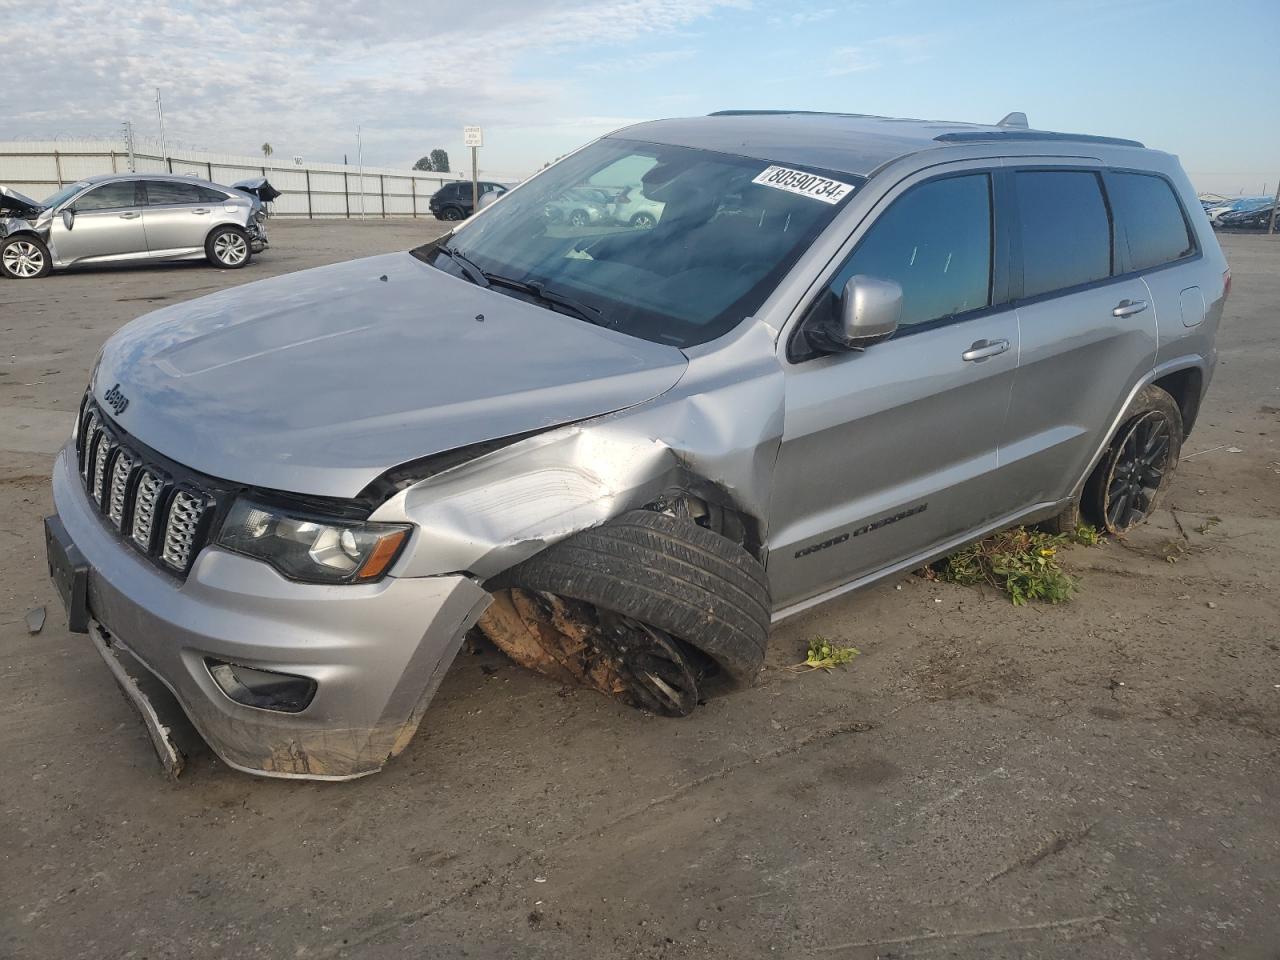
[40,182,88,209]
[416,139,860,347]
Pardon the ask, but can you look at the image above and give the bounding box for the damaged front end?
[372,321,784,723]
[0,185,50,241]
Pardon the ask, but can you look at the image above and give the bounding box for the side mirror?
[61,208,75,231]
[477,190,501,212]
[835,274,902,349]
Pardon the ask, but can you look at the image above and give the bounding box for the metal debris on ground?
[25,606,45,634]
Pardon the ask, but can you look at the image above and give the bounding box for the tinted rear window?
[146,181,207,205]
[1016,171,1111,299]
[1106,173,1195,271]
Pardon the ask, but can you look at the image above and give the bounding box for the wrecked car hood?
[92,253,688,498]
[0,185,42,219]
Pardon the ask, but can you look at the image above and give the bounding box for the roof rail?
[708,109,860,117]
[934,130,1144,148]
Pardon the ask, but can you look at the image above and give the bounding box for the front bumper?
[50,446,490,780]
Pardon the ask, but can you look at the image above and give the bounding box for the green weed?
[792,636,860,672]
[940,526,1081,606]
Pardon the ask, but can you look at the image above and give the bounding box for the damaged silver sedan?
[1,173,267,279]
[45,111,1224,778]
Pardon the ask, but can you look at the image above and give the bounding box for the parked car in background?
[429,180,508,220]
[608,184,665,228]
[0,173,267,279]
[46,110,1226,780]
[1216,202,1276,230]
[542,186,612,226]
[1204,196,1271,226]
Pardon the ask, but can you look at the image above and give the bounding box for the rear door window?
[145,181,206,205]
[822,173,993,331]
[1015,171,1111,298]
[1105,172,1195,271]
[75,181,141,210]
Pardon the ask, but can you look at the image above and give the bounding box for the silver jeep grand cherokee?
[45,111,1227,780]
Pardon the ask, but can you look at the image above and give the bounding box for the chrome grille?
[76,398,215,577]
[107,450,135,528]
[161,491,206,570]
[91,435,114,503]
[80,411,99,481]
[131,471,163,549]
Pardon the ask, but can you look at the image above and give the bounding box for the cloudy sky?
[5,0,1278,193]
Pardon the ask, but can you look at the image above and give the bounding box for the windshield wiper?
[484,275,609,327]
[427,242,607,327]
[434,243,490,288]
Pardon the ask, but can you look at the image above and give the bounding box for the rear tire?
[441,206,465,221]
[490,510,771,686]
[1048,385,1183,535]
[0,234,52,279]
[205,226,251,269]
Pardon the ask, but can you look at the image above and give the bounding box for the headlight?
[217,498,410,584]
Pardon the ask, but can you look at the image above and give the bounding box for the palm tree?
[261,143,274,158]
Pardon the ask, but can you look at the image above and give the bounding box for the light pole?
[122,120,136,173]
[356,125,366,220]
[155,88,169,167]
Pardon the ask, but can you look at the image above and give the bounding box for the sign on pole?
[464,126,483,212]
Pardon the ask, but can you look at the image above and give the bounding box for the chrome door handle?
[962,338,1010,362]
[1112,299,1149,318]
[193,208,210,214]
[118,211,141,220]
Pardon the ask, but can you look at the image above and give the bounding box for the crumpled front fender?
[0,214,48,241]
[372,321,785,581]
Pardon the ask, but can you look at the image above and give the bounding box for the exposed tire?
[205,226,252,269]
[490,510,771,685]
[0,234,52,279]
[1051,385,1183,535]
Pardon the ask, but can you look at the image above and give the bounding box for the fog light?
[206,659,317,713]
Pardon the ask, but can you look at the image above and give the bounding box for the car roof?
[79,172,231,190]
[608,110,1147,179]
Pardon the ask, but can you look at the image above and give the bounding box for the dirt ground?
[1,222,1277,960]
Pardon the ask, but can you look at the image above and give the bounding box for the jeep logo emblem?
[103,383,129,416]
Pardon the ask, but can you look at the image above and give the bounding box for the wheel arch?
[1068,357,1207,500]
[204,220,249,244]
[1151,365,1204,438]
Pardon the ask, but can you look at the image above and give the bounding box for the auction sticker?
[752,165,854,204]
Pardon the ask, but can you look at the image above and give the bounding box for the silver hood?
[92,252,688,498]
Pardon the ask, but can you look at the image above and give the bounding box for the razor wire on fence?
[0,139,468,219]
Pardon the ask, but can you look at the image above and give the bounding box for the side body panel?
[766,160,1018,609]
[768,312,1017,607]
[49,190,148,265]
[1001,274,1154,505]
[141,199,217,256]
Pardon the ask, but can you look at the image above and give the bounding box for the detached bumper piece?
[89,621,187,779]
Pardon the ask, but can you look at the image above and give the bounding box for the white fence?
[0,139,467,219]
